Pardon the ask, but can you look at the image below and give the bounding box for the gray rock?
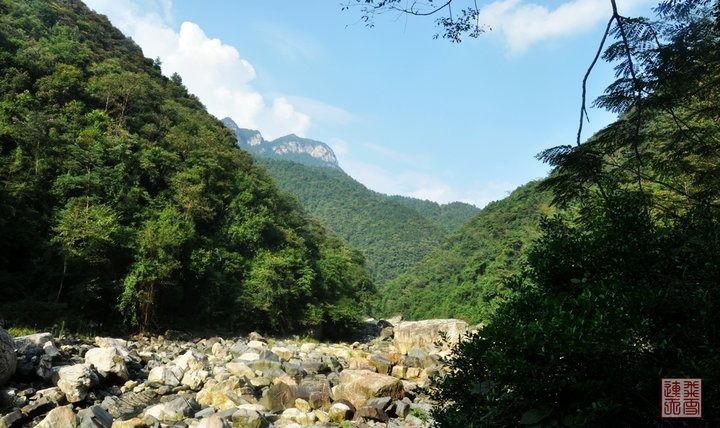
[35,386,66,404]
[78,405,113,428]
[55,364,98,403]
[43,341,61,358]
[245,359,284,379]
[20,395,56,418]
[355,405,390,423]
[194,406,216,418]
[366,396,393,411]
[147,365,183,387]
[100,389,156,419]
[0,327,17,386]
[36,355,54,381]
[144,396,194,422]
[393,400,411,418]
[0,409,23,428]
[13,332,54,353]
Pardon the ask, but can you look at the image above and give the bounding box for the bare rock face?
[393,319,468,354]
[0,327,17,385]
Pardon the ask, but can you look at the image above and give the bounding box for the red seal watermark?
[661,378,701,418]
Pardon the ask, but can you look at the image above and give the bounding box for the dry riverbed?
[0,319,468,428]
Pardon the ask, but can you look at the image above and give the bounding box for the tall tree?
[346,0,720,425]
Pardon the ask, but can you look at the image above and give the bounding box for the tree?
[346,0,720,425]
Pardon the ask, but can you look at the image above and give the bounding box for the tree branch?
[578,16,614,146]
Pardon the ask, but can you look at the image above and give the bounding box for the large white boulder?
[331,369,404,409]
[393,319,468,354]
[55,364,99,403]
[84,346,129,381]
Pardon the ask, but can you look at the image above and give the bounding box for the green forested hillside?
[385,195,479,232]
[0,0,373,336]
[378,180,554,323]
[258,158,477,286]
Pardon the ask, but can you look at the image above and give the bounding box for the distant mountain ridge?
[377,180,555,324]
[256,158,479,286]
[222,117,340,169]
[222,117,480,288]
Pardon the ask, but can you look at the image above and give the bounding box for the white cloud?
[341,158,513,208]
[284,96,357,126]
[84,0,310,139]
[478,0,652,53]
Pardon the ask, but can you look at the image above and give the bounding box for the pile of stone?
[0,318,467,428]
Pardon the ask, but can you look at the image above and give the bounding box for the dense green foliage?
[429,1,720,426]
[378,181,553,324]
[385,195,479,233]
[0,0,373,336]
[257,158,477,286]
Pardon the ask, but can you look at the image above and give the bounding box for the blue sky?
[84,0,655,207]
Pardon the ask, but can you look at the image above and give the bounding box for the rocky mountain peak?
[222,117,340,169]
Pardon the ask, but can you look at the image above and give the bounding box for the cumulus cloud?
[478,0,651,53]
[84,0,310,139]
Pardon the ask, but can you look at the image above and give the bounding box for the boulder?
[20,395,57,418]
[331,369,404,409]
[226,361,255,379]
[85,347,129,382]
[94,337,130,361]
[393,319,468,354]
[328,400,355,423]
[0,327,17,386]
[101,389,156,419]
[109,418,147,427]
[196,415,231,428]
[147,365,183,387]
[368,354,393,375]
[0,409,23,428]
[56,364,99,403]
[196,377,243,411]
[78,405,114,428]
[355,405,390,423]
[231,406,269,428]
[259,381,306,412]
[143,396,194,422]
[14,332,54,352]
[36,404,78,428]
[278,407,315,425]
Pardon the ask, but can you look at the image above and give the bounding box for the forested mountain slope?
[257,158,479,286]
[378,180,555,324]
[0,0,373,336]
[385,195,480,233]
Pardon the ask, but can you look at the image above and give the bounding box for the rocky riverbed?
[0,319,468,428]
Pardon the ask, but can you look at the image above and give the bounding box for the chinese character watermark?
[662,378,702,418]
